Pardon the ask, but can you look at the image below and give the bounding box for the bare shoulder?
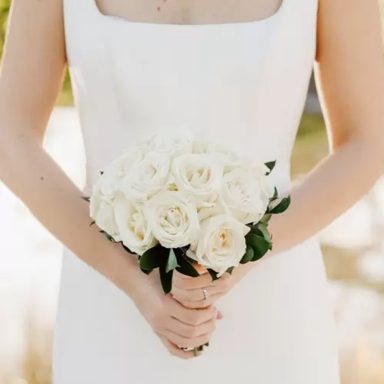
[0,0,67,139]
[5,0,66,51]
[315,0,383,62]
[314,0,384,153]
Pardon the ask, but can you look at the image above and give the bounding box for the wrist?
[97,240,148,301]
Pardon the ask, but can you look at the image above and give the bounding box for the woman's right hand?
[131,270,219,359]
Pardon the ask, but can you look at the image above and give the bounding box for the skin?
[1,0,384,359]
[174,0,384,314]
[95,0,283,24]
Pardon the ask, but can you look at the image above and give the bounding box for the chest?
[94,0,283,24]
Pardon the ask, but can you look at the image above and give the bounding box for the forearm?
[233,137,383,283]
[267,137,383,256]
[0,129,144,299]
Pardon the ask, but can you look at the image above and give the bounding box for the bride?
[1,0,384,383]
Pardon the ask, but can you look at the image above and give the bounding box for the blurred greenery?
[57,72,73,106]
[292,114,328,175]
[0,0,10,58]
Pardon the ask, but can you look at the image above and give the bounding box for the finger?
[171,285,223,302]
[193,263,209,275]
[165,316,216,339]
[161,328,212,349]
[158,334,198,359]
[173,270,214,290]
[170,300,217,326]
[176,292,224,309]
[211,272,232,290]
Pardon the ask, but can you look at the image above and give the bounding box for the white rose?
[89,190,120,242]
[220,166,271,224]
[163,174,179,192]
[118,151,171,202]
[140,126,194,158]
[144,190,200,248]
[186,214,250,277]
[113,194,157,255]
[253,163,276,199]
[94,149,146,199]
[192,139,244,172]
[171,153,223,207]
[197,198,227,222]
[90,148,150,240]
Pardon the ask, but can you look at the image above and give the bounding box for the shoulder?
[315,0,382,62]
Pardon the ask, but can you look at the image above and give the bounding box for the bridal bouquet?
[86,128,290,293]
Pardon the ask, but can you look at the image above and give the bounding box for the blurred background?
[1,1,384,383]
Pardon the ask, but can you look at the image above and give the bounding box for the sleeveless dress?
[54,0,341,383]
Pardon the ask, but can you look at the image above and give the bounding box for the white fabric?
[53,0,341,382]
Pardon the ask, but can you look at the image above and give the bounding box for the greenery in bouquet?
[84,128,291,295]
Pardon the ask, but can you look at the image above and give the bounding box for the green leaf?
[165,248,179,273]
[268,196,291,214]
[207,268,219,281]
[260,213,272,225]
[240,246,254,264]
[120,243,134,255]
[249,225,263,237]
[246,233,271,259]
[271,187,278,201]
[265,161,276,175]
[99,230,117,243]
[140,246,165,271]
[196,345,205,352]
[140,267,153,275]
[226,266,235,275]
[193,341,210,355]
[257,222,272,243]
[175,254,200,277]
[159,265,173,294]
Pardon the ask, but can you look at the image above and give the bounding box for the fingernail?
[216,310,223,319]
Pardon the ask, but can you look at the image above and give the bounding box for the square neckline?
[90,0,285,28]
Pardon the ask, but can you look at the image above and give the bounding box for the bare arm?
[0,0,143,297]
[0,0,218,358]
[171,0,384,307]
[266,0,384,255]
[235,0,384,279]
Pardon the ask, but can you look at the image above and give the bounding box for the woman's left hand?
[171,264,252,310]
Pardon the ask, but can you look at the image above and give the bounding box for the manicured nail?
[216,310,223,319]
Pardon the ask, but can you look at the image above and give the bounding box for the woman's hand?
[131,270,219,359]
[171,263,254,310]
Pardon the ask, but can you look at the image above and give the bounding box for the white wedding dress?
[54,0,341,382]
